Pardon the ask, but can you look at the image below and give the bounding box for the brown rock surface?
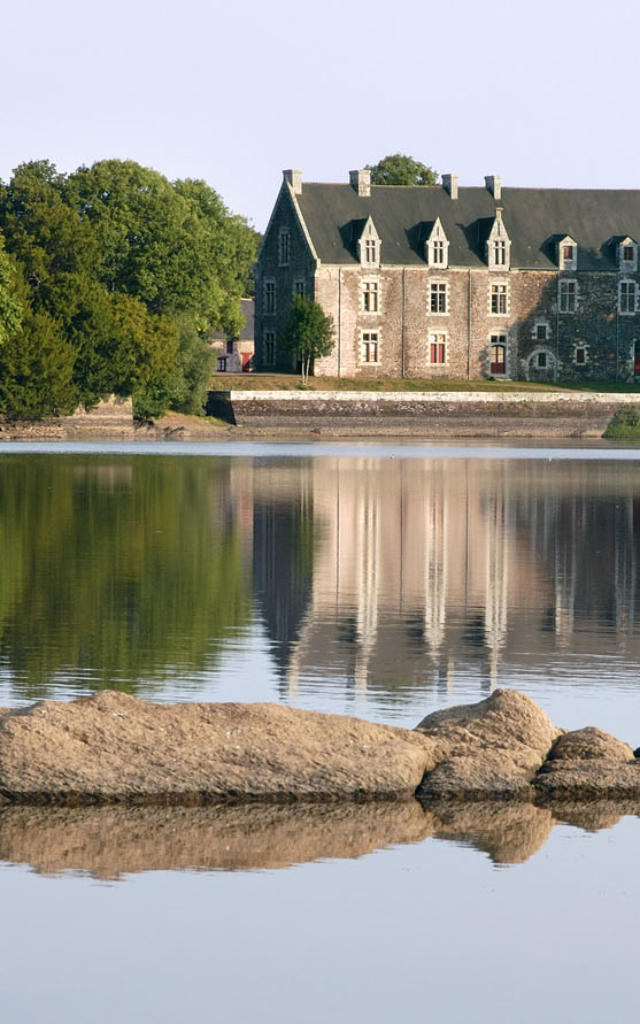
[415,689,560,800]
[426,800,555,864]
[534,726,640,799]
[0,691,437,804]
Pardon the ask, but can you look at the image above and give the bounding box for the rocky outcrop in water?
[0,688,638,807]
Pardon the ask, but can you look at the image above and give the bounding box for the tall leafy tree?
[367,154,438,186]
[0,236,23,344]
[279,296,334,384]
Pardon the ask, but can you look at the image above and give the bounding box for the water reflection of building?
[246,458,640,702]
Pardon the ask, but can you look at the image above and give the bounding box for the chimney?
[485,175,502,200]
[349,169,371,197]
[283,169,302,195]
[442,173,458,200]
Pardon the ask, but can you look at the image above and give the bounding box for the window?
[264,331,276,366]
[493,240,507,265]
[430,282,448,314]
[490,283,507,314]
[536,324,548,341]
[432,239,445,264]
[264,280,276,314]
[293,280,305,298]
[559,279,577,313]
[226,339,234,355]
[537,352,547,368]
[428,332,447,364]
[624,245,635,263]
[361,331,379,363]
[365,239,378,263]
[217,357,227,372]
[563,244,574,262]
[278,228,290,266]
[559,237,577,270]
[362,280,379,312]
[619,280,637,314]
[574,346,587,365]
[490,334,507,374]
[619,239,637,271]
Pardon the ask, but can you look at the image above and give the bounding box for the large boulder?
[415,689,560,800]
[0,690,437,805]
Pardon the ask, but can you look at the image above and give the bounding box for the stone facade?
[255,171,640,383]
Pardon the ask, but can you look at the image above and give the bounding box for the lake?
[0,441,638,1022]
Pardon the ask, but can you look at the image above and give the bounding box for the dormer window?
[425,218,449,269]
[357,216,381,267]
[487,209,511,270]
[558,235,577,271]
[619,237,638,272]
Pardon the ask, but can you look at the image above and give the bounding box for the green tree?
[279,295,334,384]
[0,238,23,344]
[367,154,438,186]
[0,306,77,420]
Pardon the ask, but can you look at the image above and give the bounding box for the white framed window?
[428,332,447,364]
[558,236,578,271]
[364,239,378,263]
[537,351,548,368]
[361,330,379,364]
[264,279,276,315]
[573,344,588,365]
[362,279,380,313]
[490,333,507,375]
[278,228,290,267]
[535,322,549,341]
[619,238,637,271]
[430,281,449,314]
[619,279,637,315]
[493,240,507,265]
[432,240,445,264]
[263,331,276,365]
[490,283,508,315]
[293,279,305,298]
[558,279,577,313]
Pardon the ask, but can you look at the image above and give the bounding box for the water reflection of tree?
[0,456,251,698]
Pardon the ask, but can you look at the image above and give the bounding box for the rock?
[0,691,437,805]
[415,689,560,800]
[534,726,640,800]
[546,727,634,762]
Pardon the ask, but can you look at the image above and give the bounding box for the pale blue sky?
[2,0,636,231]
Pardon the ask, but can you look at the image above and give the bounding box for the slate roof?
[294,183,640,271]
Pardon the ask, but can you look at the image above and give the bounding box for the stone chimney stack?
[283,169,302,195]
[349,169,371,197]
[485,175,502,200]
[442,173,459,200]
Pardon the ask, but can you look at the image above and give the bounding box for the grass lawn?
[209,374,640,395]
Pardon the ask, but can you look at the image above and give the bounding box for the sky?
[2,0,637,232]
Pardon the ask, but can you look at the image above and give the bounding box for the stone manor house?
[254,169,640,381]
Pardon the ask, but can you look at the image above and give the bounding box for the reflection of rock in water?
[426,801,555,865]
[2,799,638,877]
[0,802,431,879]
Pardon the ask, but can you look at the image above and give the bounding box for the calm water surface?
[0,441,638,1022]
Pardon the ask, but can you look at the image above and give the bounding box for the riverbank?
[3,396,640,442]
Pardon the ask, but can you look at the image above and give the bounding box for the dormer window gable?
[357,216,381,266]
[425,218,449,268]
[558,235,578,271]
[619,236,638,272]
[486,208,511,270]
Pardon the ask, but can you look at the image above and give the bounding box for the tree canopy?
[0,159,260,420]
[279,296,334,384]
[367,154,438,186]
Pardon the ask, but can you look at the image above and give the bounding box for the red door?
[491,345,506,374]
